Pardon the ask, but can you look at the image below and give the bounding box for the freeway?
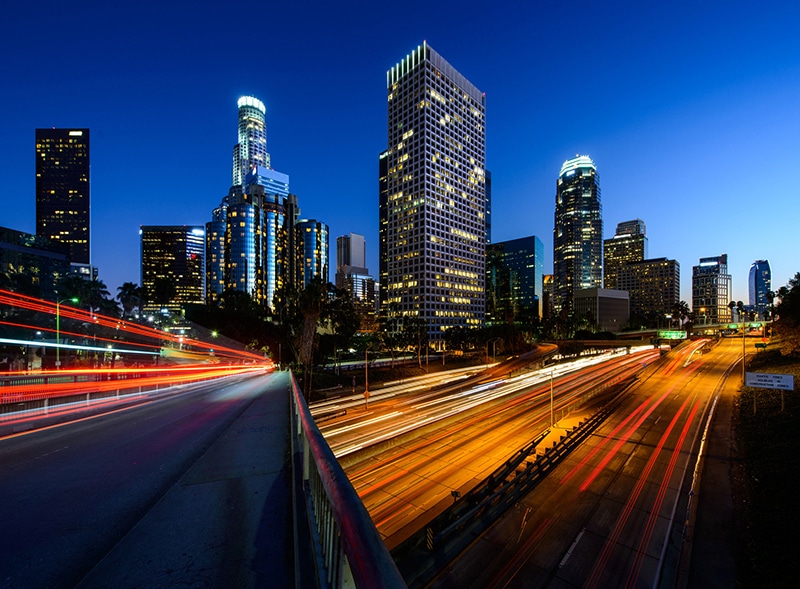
[0,370,278,589]
[316,347,660,549]
[425,337,740,588]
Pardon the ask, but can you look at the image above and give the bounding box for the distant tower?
[232,96,270,187]
[748,259,771,316]
[617,257,680,323]
[35,128,91,265]
[604,219,647,290]
[553,155,602,317]
[382,42,486,344]
[336,233,378,326]
[140,226,205,313]
[692,254,732,324]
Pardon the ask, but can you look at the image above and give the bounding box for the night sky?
[2,0,799,305]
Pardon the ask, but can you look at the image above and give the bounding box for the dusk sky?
[2,0,799,306]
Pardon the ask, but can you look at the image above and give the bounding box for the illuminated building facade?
[232,96,270,187]
[296,219,329,287]
[205,198,227,304]
[604,219,647,290]
[140,225,205,313]
[486,235,543,326]
[748,259,771,316]
[553,155,602,317]
[382,42,486,343]
[617,257,680,325]
[692,254,732,324]
[35,128,91,265]
[542,274,554,319]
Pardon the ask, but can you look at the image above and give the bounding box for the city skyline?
[2,1,799,304]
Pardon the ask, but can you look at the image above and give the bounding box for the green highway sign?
[657,330,687,339]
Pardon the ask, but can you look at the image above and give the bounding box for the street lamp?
[55,297,78,369]
[486,337,502,368]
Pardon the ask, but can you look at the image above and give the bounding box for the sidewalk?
[77,371,298,588]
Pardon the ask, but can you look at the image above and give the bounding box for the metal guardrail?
[289,371,407,589]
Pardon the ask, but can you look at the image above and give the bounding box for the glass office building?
[486,235,544,325]
[296,219,329,287]
[692,254,732,324]
[140,225,205,313]
[748,259,771,316]
[604,219,647,290]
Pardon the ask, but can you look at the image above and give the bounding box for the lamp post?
[55,297,78,369]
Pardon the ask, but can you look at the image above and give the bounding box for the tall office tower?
[205,198,227,304]
[604,219,647,290]
[748,259,771,316]
[140,226,205,313]
[336,233,378,326]
[486,235,544,326]
[617,257,680,325]
[232,96,270,187]
[692,254,732,324]
[382,42,486,344]
[378,149,389,310]
[296,219,329,287]
[35,128,91,265]
[553,155,602,318]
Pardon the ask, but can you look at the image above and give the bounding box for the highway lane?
[319,348,659,549]
[0,371,274,589]
[429,338,740,588]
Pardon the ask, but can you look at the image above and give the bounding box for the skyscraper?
[35,128,91,265]
[140,226,205,313]
[748,259,771,316]
[382,42,486,344]
[486,236,544,326]
[692,254,732,324]
[604,219,647,290]
[553,155,602,317]
[336,233,378,327]
[296,219,329,287]
[232,96,270,187]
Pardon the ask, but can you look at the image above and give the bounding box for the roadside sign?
[755,343,767,349]
[657,330,687,339]
[745,372,794,391]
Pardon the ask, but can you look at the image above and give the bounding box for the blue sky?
[2,0,799,305]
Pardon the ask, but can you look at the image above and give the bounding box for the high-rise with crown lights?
[553,155,602,317]
[381,42,486,344]
[35,128,91,265]
[748,259,771,316]
[232,96,270,187]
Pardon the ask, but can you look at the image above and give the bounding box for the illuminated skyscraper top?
[232,96,270,187]
[553,155,602,317]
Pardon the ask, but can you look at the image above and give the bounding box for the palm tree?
[117,282,141,317]
[671,300,690,329]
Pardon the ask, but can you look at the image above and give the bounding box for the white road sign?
[745,372,795,391]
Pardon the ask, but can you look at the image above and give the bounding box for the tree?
[773,272,800,355]
[671,300,690,328]
[117,282,143,317]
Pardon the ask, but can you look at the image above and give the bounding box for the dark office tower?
[0,226,70,300]
[205,197,227,304]
[553,155,602,317]
[486,236,544,327]
[604,219,647,290]
[748,259,771,316]
[617,258,679,325]
[140,226,205,314]
[383,42,486,344]
[232,96,270,187]
[542,274,554,320]
[692,254,732,324]
[378,149,389,311]
[35,128,90,264]
[296,219,329,287]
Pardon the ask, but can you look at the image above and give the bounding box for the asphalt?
[76,370,304,589]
